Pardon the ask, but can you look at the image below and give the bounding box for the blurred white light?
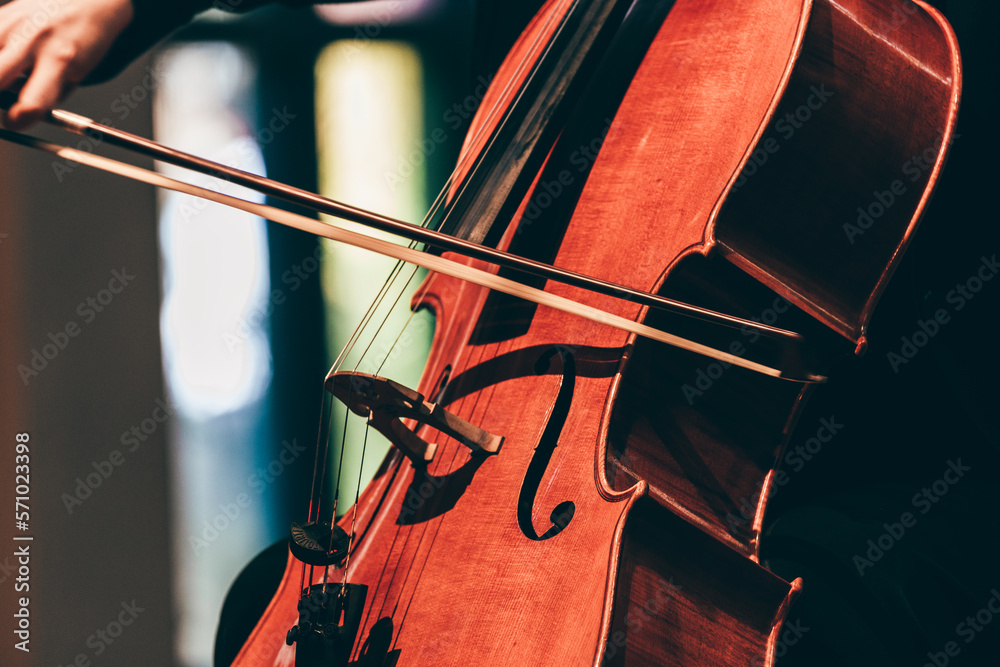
[315,39,432,510]
[155,44,273,419]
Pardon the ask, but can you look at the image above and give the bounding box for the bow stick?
[0,120,825,382]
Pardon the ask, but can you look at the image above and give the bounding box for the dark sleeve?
[85,0,327,84]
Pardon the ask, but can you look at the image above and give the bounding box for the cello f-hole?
[517,346,577,541]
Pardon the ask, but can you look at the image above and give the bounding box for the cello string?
[315,384,342,523]
[330,258,412,372]
[348,267,423,377]
[386,272,533,636]
[326,2,563,385]
[357,0,604,616]
[387,333,500,637]
[0,130,817,377]
[326,0,580,569]
[314,259,412,523]
[341,0,623,385]
[327,381,350,521]
[341,418,372,587]
[303,28,548,532]
[356,0,586,616]
[322,29,570,615]
[329,32,569,592]
[324,376,355,589]
[336,1,639,637]
[354,249,500,626]
[332,0,576,375]
[301,387,334,594]
[335,0,585,387]
[16,49,813,342]
[304,387,331,524]
[361,306,495,621]
[304,9,569,584]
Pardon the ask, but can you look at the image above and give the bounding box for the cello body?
[232,0,960,664]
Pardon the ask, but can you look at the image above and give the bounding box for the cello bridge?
[326,371,503,464]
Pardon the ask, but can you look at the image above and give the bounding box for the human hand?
[0,0,133,129]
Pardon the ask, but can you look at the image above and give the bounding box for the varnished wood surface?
[233,0,959,664]
[716,0,961,342]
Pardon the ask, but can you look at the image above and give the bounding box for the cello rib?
[228,0,959,664]
[715,0,961,343]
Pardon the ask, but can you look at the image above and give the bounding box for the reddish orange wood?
[233,0,959,664]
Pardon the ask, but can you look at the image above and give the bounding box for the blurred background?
[0,1,491,664]
[0,0,997,666]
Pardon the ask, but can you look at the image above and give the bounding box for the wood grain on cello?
[230,0,960,664]
[0,0,960,664]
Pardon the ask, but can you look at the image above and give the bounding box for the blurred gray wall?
[0,55,175,666]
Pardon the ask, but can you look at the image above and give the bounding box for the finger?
[5,50,68,129]
[0,7,26,47]
[0,38,34,93]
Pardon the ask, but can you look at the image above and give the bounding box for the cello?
[230,0,958,663]
[0,0,959,663]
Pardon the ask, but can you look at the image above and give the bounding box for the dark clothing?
[88,0,545,85]
[88,0,332,82]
